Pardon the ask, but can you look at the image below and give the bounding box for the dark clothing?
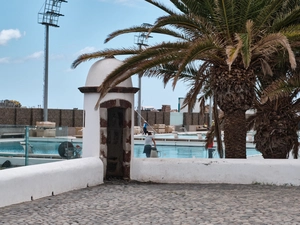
[143,122,148,134]
[143,145,152,158]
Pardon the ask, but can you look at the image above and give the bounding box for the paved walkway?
[1,181,300,225]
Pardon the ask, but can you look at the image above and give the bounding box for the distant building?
[141,106,157,111]
[0,99,21,108]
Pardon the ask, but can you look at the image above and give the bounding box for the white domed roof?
[85,57,132,87]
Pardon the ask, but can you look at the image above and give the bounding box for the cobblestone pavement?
[1,181,300,225]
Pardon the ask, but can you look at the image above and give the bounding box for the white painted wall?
[83,91,135,159]
[130,158,300,186]
[83,93,100,158]
[0,157,103,208]
[0,157,63,166]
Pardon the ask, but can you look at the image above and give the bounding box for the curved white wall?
[131,158,300,186]
[0,157,103,208]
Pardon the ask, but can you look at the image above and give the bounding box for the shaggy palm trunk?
[212,65,255,158]
[255,125,298,159]
[223,110,247,158]
[254,98,299,159]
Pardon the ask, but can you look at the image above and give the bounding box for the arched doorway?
[100,99,132,180]
[106,107,125,178]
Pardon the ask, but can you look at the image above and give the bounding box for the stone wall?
[0,108,83,127]
[134,111,209,127]
[0,108,208,127]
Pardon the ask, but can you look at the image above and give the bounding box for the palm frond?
[253,33,296,69]
[226,35,243,70]
[71,48,140,69]
[105,26,185,44]
[172,39,218,88]
[145,0,177,15]
[263,73,300,101]
[272,5,300,31]
[254,0,284,31]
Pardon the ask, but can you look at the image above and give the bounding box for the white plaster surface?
[82,57,134,159]
[130,158,300,186]
[83,93,135,159]
[0,157,103,208]
[82,93,100,158]
[85,58,132,87]
[0,157,63,166]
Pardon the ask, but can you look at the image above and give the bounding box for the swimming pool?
[0,139,261,159]
[0,139,82,159]
[134,144,261,158]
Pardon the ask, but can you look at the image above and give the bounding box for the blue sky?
[0,0,188,110]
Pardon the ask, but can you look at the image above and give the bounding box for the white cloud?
[24,51,44,60]
[75,46,97,55]
[0,29,22,45]
[64,68,73,73]
[50,54,64,60]
[0,57,10,64]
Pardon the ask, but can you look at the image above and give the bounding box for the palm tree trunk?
[223,109,247,158]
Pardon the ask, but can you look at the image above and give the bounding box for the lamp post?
[38,0,67,121]
[134,23,152,128]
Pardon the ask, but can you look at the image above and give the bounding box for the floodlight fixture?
[38,0,67,27]
[38,0,67,121]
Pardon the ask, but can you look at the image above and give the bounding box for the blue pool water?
[0,140,260,158]
[134,144,260,158]
[0,141,82,155]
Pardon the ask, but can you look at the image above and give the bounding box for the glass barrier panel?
[0,125,83,169]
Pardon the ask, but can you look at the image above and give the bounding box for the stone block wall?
[15,108,31,125]
[0,108,16,125]
[48,109,61,126]
[32,108,43,125]
[0,108,84,127]
[164,112,170,126]
[60,110,74,127]
[0,108,209,128]
[74,109,84,127]
[155,112,164,124]
[134,111,208,127]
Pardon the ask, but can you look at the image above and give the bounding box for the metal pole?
[25,126,29,166]
[137,42,143,127]
[209,96,212,127]
[138,73,142,127]
[43,25,49,121]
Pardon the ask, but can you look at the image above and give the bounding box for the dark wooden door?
[106,107,124,178]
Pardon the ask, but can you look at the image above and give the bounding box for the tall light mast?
[38,0,67,121]
[134,23,152,128]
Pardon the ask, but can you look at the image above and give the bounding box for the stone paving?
[1,181,300,225]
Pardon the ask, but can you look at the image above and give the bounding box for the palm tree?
[72,0,300,158]
[157,63,225,158]
[248,62,300,159]
[247,89,300,158]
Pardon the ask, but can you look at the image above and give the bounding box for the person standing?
[143,121,148,134]
[205,139,215,158]
[143,131,156,158]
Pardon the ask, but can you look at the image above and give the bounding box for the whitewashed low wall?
[0,157,103,208]
[0,157,63,166]
[131,158,300,186]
